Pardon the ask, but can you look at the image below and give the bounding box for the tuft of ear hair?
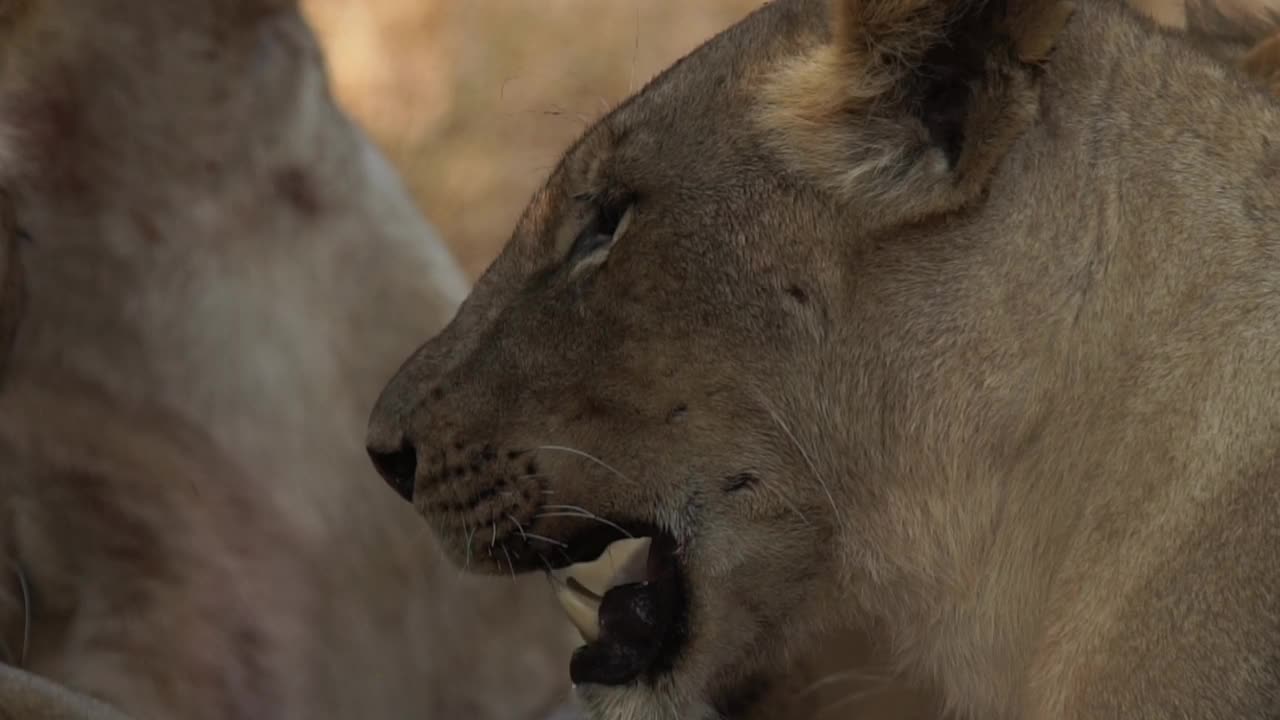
[757,0,1073,229]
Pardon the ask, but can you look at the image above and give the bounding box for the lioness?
[368,0,1280,717]
[0,0,574,718]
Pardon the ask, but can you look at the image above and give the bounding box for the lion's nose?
[366,431,418,502]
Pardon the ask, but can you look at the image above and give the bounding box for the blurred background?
[300,0,762,279]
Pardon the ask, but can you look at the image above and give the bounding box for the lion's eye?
[568,198,632,262]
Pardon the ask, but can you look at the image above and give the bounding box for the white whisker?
[536,507,634,539]
[501,546,517,583]
[540,556,569,590]
[762,402,842,526]
[541,503,595,514]
[14,563,29,668]
[463,525,476,573]
[534,445,633,485]
[507,514,528,540]
[797,666,892,697]
[523,533,568,548]
[759,482,813,528]
[814,685,892,718]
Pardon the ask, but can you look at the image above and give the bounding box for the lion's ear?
[1242,32,1280,95]
[757,0,1073,227]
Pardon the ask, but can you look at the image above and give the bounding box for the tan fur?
[0,191,22,383]
[0,664,132,720]
[0,0,576,718]
[370,0,1280,717]
[0,7,25,381]
[1130,0,1280,30]
[1128,0,1280,75]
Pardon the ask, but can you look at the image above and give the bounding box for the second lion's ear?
[1242,32,1280,95]
[757,0,1073,229]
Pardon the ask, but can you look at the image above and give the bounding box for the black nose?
[366,438,418,502]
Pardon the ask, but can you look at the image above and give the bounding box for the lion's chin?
[549,531,689,687]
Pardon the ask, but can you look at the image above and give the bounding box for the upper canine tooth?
[554,537,651,597]
[550,537,652,643]
[554,581,603,643]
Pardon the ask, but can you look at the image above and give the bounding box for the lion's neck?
[829,2,1280,717]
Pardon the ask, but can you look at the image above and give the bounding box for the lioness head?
[368,0,1068,712]
[369,0,1278,716]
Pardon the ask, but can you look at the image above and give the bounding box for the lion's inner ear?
[757,0,1073,228]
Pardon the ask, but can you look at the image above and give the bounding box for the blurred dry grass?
[300,0,762,279]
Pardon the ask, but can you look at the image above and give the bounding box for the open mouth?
[549,530,688,687]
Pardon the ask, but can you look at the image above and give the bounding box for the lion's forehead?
[549,0,830,186]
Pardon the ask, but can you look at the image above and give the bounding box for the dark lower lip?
[565,528,690,687]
